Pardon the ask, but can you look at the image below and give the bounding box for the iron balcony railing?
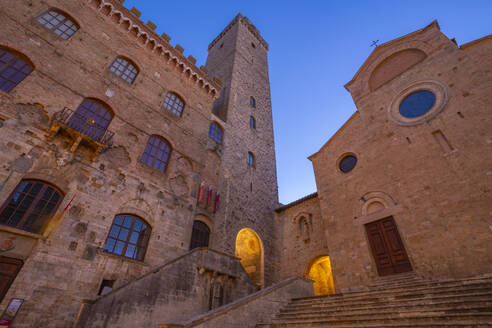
[53,107,114,146]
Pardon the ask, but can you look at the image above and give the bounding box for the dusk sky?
[123,0,491,204]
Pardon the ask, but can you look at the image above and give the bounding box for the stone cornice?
[88,0,221,98]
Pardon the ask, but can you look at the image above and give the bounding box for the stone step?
[270,312,492,326]
[294,276,492,302]
[291,282,492,305]
[283,290,492,311]
[279,294,492,316]
[276,302,492,321]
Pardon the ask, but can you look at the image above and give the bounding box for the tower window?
[162,92,185,117]
[247,152,255,167]
[109,57,139,84]
[103,214,151,261]
[249,116,256,129]
[0,48,33,93]
[0,180,64,233]
[208,122,223,144]
[141,135,171,172]
[36,9,79,40]
[250,97,256,108]
[251,43,256,48]
[189,220,210,250]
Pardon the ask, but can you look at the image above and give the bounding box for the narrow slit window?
[432,130,453,154]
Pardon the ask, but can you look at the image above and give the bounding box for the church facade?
[0,0,490,327]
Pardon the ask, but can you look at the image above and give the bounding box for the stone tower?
[206,14,279,286]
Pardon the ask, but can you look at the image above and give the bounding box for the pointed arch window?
[162,92,185,117]
[208,122,223,144]
[189,220,210,250]
[0,180,64,233]
[68,98,113,142]
[249,116,256,129]
[103,214,151,261]
[36,9,79,40]
[141,135,171,172]
[109,57,139,84]
[0,48,33,93]
[247,152,255,167]
[250,96,256,108]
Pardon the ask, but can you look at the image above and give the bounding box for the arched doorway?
[235,228,264,287]
[306,256,335,295]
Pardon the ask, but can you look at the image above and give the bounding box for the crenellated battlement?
[89,0,221,97]
[208,13,269,51]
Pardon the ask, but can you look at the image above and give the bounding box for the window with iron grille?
[208,122,223,144]
[141,135,171,172]
[249,116,256,129]
[162,92,184,117]
[0,49,33,93]
[36,9,79,40]
[103,214,151,261]
[68,99,113,142]
[250,96,256,108]
[109,57,139,84]
[0,180,64,233]
[189,220,210,250]
[247,152,255,167]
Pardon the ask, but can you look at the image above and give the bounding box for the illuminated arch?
[235,228,264,287]
[306,255,335,295]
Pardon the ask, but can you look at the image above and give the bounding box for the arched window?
[103,214,151,261]
[0,48,33,93]
[249,116,256,129]
[247,152,255,167]
[68,98,113,142]
[36,9,79,40]
[109,57,139,84]
[141,135,171,172]
[0,180,64,233]
[250,96,256,108]
[162,92,185,117]
[189,220,210,250]
[208,122,223,144]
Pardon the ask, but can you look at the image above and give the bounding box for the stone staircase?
[257,273,492,327]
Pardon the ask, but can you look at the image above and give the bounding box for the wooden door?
[0,257,23,302]
[365,217,412,276]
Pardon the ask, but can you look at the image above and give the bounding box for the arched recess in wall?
[235,228,264,288]
[369,48,427,91]
[305,255,335,296]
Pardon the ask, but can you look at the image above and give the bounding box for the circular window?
[388,80,448,126]
[399,90,436,118]
[339,155,357,173]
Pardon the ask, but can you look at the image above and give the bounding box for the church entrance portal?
[306,256,335,295]
[365,216,412,276]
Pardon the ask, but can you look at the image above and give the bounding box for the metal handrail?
[53,107,114,146]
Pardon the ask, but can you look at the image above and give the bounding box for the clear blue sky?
[123,0,491,204]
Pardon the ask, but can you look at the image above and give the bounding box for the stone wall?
[0,1,238,327]
[274,194,330,281]
[309,22,492,291]
[159,277,313,328]
[76,248,256,328]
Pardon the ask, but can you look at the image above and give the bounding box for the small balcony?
[47,107,114,158]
